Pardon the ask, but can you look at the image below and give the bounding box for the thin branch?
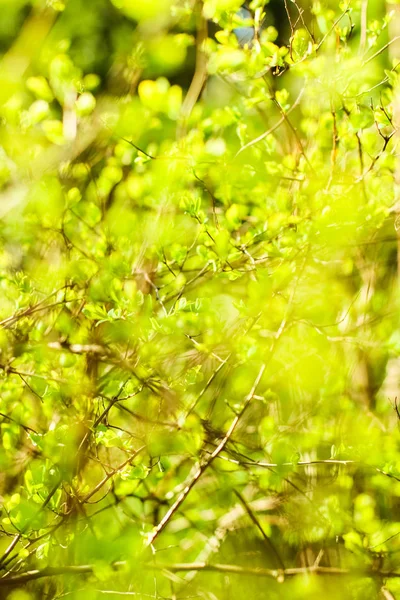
[79,446,146,505]
[117,136,155,160]
[146,364,266,547]
[284,0,295,60]
[233,490,285,570]
[215,453,400,485]
[235,86,305,157]
[177,0,208,138]
[154,562,398,578]
[364,36,400,65]
[0,562,127,586]
[4,561,400,586]
[0,297,79,329]
[315,8,350,53]
[0,478,61,569]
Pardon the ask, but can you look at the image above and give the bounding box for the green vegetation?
[1,0,400,598]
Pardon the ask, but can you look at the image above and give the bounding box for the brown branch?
[177,0,208,138]
[235,86,305,157]
[3,560,400,586]
[284,0,295,60]
[315,8,350,53]
[0,296,78,329]
[185,352,230,416]
[291,1,315,43]
[192,169,219,229]
[364,36,400,65]
[216,453,400,485]
[117,137,155,160]
[146,364,266,547]
[0,562,126,586]
[0,478,62,569]
[79,446,146,505]
[233,490,285,570]
[154,562,400,579]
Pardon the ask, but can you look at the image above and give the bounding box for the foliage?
[1,0,400,598]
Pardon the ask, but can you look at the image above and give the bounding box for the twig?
[315,7,350,53]
[233,490,285,570]
[156,562,400,579]
[364,36,400,65]
[0,297,78,329]
[4,560,400,586]
[284,0,295,60]
[0,478,61,569]
[146,364,266,547]
[117,137,155,160]
[177,0,208,138]
[235,87,305,157]
[79,446,146,504]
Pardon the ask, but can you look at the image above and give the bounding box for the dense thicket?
[1,1,400,599]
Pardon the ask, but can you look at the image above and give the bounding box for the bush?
[1,1,400,598]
